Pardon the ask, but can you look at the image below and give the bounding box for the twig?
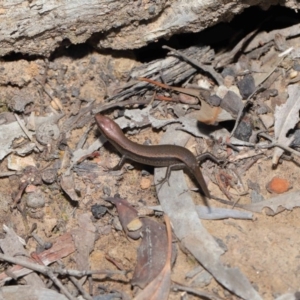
[0,252,75,300]
[70,276,93,300]
[0,171,18,177]
[172,282,223,300]
[11,182,28,209]
[258,133,300,157]
[47,269,76,300]
[0,252,127,278]
[162,45,223,85]
[34,77,54,102]
[14,113,43,151]
[0,252,127,299]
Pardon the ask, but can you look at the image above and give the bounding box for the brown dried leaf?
[60,173,80,201]
[133,215,172,300]
[131,218,170,288]
[105,197,141,240]
[196,101,233,124]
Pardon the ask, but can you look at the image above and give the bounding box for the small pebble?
[293,62,300,71]
[25,184,37,193]
[221,67,235,77]
[216,85,228,99]
[42,168,57,184]
[197,78,211,90]
[289,70,298,79]
[7,154,36,171]
[266,177,290,194]
[223,75,235,88]
[208,94,221,106]
[140,177,151,189]
[91,204,107,219]
[228,85,242,97]
[26,189,46,208]
[141,169,150,176]
[103,186,111,196]
[233,116,252,142]
[259,114,274,129]
[179,93,198,105]
[237,74,255,98]
[148,5,156,15]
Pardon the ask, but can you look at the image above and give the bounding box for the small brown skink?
[95,114,212,206]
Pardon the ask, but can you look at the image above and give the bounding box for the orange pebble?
[266,177,290,194]
[25,184,37,193]
[140,177,151,190]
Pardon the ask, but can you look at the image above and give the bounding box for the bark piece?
[0,1,292,57]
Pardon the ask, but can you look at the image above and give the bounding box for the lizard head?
[95,114,124,141]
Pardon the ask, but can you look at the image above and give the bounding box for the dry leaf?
[131,218,173,288]
[105,197,141,240]
[273,84,300,165]
[236,190,300,215]
[60,173,80,201]
[133,215,172,300]
[195,102,234,124]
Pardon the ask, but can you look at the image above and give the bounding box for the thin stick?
[47,270,76,300]
[0,252,127,278]
[14,113,43,151]
[172,282,223,300]
[70,276,93,300]
[258,133,300,157]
